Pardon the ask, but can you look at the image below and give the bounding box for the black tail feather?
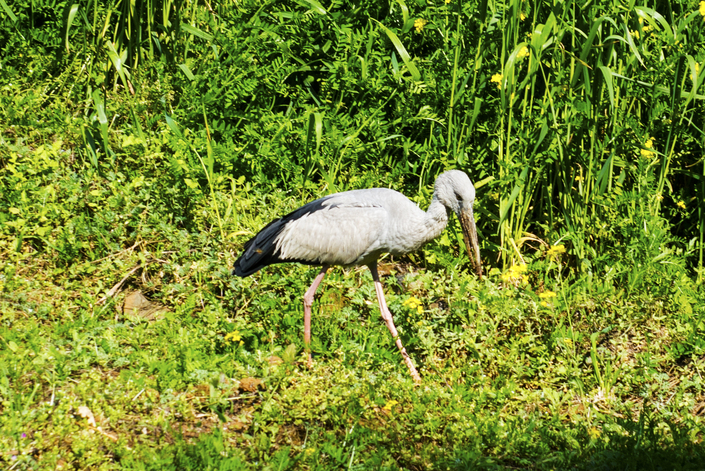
[233,196,333,277]
[233,218,288,277]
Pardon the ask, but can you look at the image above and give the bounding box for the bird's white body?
[275,188,449,267]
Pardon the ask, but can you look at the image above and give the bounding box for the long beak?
[459,206,483,278]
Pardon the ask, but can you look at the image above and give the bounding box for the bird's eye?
[454,191,462,201]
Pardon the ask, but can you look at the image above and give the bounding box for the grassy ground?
[1,151,704,469]
[2,0,705,468]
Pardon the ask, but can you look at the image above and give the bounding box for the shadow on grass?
[118,413,704,470]
[448,413,705,471]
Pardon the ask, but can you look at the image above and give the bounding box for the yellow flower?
[588,426,601,440]
[517,46,529,59]
[224,331,241,343]
[630,30,639,39]
[383,400,399,413]
[403,296,424,314]
[546,245,566,258]
[445,0,451,3]
[539,290,556,308]
[414,18,427,33]
[699,1,705,17]
[575,175,583,182]
[520,12,527,21]
[677,200,686,209]
[501,264,528,286]
[491,73,503,89]
[640,138,656,159]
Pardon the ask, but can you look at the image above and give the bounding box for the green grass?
[2,0,705,468]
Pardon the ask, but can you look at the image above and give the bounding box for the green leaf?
[598,65,615,111]
[178,64,196,81]
[372,19,421,81]
[164,113,183,138]
[499,165,529,226]
[0,0,17,22]
[181,24,214,41]
[296,0,327,15]
[64,3,79,52]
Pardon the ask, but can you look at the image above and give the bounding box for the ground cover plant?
[1,0,705,468]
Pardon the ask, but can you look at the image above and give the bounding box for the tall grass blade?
[0,0,17,22]
[372,19,421,81]
[64,3,79,52]
[598,65,615,111]
[181,23,214,41]
[499,165,529,227]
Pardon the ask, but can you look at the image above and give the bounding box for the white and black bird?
[233,170,483,382]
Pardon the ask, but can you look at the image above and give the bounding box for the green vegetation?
[2,0,705,468]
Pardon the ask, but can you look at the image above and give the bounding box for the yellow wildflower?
[640,138,655,159]
[491,73,503,89]
[520,12,527,21]
[403,296,424,314]
[677,200,686,209]
[700,1,705,17]
[445,0,451,3]
[383,400,399,414]
[575,175,583,182]
[224,331,241,343]
[588,426,601,439]
[546,245,566,258]
[414,18,427,32]
[517,46,529,59]
[501,264,528,286]
[539,290,556,308]
[630,30,639,39]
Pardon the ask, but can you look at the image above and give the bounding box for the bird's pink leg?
[303,265,329,367]
[369,264,421,383]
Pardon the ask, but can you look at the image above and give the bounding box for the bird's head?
[435,170,483,278]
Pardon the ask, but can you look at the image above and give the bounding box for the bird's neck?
[424,196,449,240]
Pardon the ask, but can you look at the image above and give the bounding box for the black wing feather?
[233,196,334,277]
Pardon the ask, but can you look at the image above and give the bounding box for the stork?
[233,170,482,382]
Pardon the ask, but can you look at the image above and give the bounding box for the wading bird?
[233,170,482,382]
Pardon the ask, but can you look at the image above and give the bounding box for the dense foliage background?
[1,0,705,468]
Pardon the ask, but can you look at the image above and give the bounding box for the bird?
[233,170,483,382]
